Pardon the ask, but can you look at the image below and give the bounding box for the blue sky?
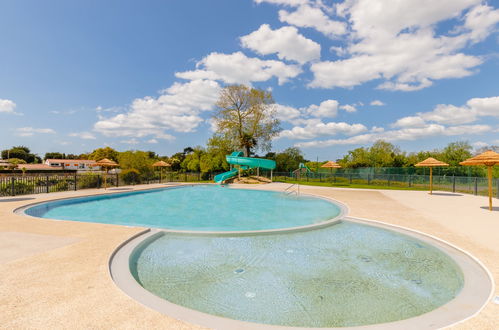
[1,0,499,160]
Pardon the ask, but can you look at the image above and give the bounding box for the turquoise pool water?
[25,185,341,231]
[132,221,464,327]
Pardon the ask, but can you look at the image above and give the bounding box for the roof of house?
[46,159,97,164]
[17,164,63,170]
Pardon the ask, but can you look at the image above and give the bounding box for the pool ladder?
[284,183,300,196]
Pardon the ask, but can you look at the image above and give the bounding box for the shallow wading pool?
[131,221,464,328]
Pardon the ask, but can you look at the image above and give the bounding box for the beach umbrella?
[460,150,499,211]
[415,157,449,195]
[95,158,119,189]
[152,160,171,183]
[321,161,342,177]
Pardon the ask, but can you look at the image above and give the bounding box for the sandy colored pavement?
[1,183,498,329]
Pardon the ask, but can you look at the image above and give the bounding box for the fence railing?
[1,171,498,198]
[264,171,499,198]
[0,172,210,197]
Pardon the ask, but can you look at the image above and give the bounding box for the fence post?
[497,179,499,199]
[349,174,352,184]
[408,175,412,187]
[74,173,77,191]
[387,175,391,186]
[11,177,15,196]
[97,175,101,189]
[367,174,370,185]
[452,176,456,193]
[474,177,478,196]
[46,176,49,193]
[116,173,119,187]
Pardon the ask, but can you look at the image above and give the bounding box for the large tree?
[212,85,281,157]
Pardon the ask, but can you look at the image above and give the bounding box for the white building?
[45,159,101,171]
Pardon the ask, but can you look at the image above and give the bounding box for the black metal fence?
[0,172,210,197]
[1,171,498,198]
[266,171,499,198]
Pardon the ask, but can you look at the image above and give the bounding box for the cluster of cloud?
[253,0,499,91]
[78,1,499,144]
[282,96,499,148]
[15,127,55,137]
[94,79,221,140]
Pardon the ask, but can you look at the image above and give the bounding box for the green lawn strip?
[274,179,429,191]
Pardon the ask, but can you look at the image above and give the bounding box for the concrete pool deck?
[0,183,498,329]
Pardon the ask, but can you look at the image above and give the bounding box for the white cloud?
[306,1,499,90]
[16,127,56,137]
[240,24,321,64]
[274,104,302,122]
[296,123,492,148]
[279,119,368,139]
[69,132,96,140]
[393,96,499,129]
[94,79,220,139]
[370,100,385,106]
[121,138,139,145]
[339,104,357,113]
[176,51,301,85]
[254,0,307,7]
[307,100,339,118]
[420,104,477,125]
[147,139,158,144]
[472,141,489,149]
[0,99,18,114]
[279,4,347,38]
[391,116,427,128]
[466,96,499,116]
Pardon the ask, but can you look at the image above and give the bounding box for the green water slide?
[213,151,276,183]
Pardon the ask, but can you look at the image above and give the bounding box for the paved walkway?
[0,183,497,329]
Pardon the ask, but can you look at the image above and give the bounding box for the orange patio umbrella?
[415,157,449,195]
[460,150,499,211]
[95,158,119,189]
[152,160,171,183]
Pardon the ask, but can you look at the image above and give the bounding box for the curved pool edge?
[108,216,494,330]
[14,184,349,236]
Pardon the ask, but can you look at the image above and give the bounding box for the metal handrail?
[284,183,299,195]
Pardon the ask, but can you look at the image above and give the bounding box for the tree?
[212,85,281,157]
[118,151,155,179]
[181,147,205,172]
[44,152,65,160]
[273,147,307,172]
[1,146,39,163]
[88,147,119,162]
[439,141,472,166]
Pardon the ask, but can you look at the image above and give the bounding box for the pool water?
[132,221,464,327]
[25,185,341,231]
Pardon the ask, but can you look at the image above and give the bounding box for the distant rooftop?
[46,159,96,164]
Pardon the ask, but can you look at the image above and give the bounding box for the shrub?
[120,169,141,185]
[77,173,100,189]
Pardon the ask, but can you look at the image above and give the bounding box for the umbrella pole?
[488,166,492,211]
[429,167,433,195]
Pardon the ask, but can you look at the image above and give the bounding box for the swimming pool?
[130,221,464,328]
[24,185,343,232]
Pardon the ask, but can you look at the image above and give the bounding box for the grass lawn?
[274,179,429,191]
